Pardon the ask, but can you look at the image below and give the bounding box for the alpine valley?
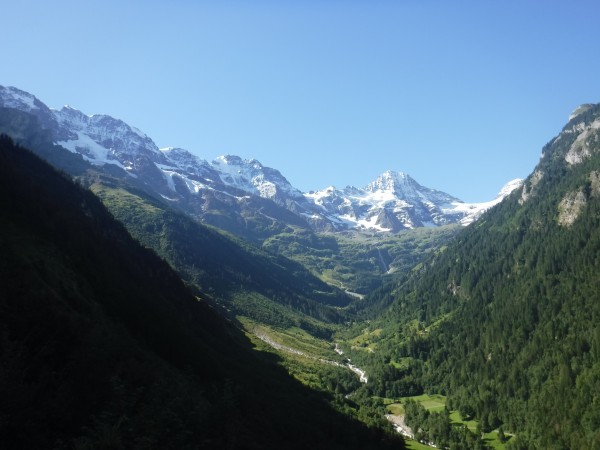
[1,84,599,450]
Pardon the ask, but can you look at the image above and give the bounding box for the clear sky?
[3,0,599,201]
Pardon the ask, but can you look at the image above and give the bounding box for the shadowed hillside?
[0,135,403,449]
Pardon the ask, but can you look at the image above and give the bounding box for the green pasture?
[384,394,508,450]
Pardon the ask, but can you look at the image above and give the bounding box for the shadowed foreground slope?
[0,135,403,449]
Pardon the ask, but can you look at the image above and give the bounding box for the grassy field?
[449,410,477,431]
[386,402,404,415]
[405,439,435,450]
[389,357,411,370]
[385,394,508,450]
[385,393,447,413]
[448,410,509,449]
[347,327,381,353]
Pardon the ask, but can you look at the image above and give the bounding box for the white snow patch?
[451,178,523,225]
[353,215,393,232]
[156,163,179,170]
[0,87,40,111]
[57,131,125,169]
[161,170,178,192]
[174,176,208,194]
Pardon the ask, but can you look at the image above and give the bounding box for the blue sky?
[3,1,599,201]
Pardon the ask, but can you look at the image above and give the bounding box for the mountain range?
[0,85,521,235]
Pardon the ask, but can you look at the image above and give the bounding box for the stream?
[257,332,433,444]
[254,333,436,444]
[376,247,389,273]
[334,344,368,383]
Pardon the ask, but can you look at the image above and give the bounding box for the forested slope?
[89,180,350,335]
[348,104,600,449]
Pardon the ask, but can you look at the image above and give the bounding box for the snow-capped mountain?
[0,85,46,114]
[54,105,168,169]
[448,178,524,226]
[305,172,522,232]
[0,86,70,141]
[211,154,307,203]
[0,85,521,235]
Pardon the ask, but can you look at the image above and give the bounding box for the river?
[334,344,368,383]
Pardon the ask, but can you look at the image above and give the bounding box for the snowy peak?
[0,86,66,138]
[497,178,524,199]
[0,87,168,176]
[303,172,520,232]
[215,154,263,170]
[160,147,211,171]
[212,154,304,201]
[452,178,524,226]
[366,170,460,204]
[53,105,162,163]
[158,147,219,187]
[0,86,46,113]
[54,105,91,125]
[365,170,460,203]
[365,170,411,193]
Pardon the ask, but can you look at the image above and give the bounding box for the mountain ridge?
[0,85,521,234]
